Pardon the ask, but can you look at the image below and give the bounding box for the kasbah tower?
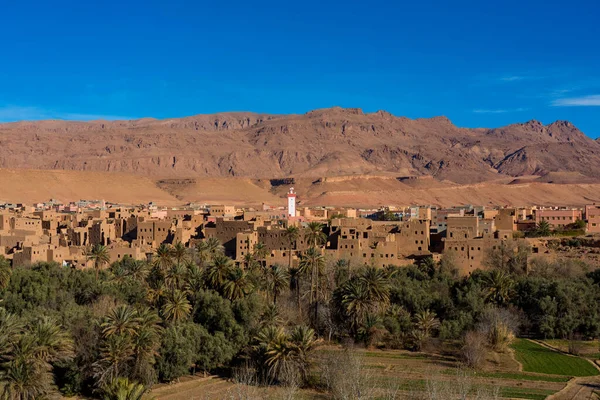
[287,187,296,218]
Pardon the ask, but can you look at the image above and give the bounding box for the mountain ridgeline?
[1,107,599,184]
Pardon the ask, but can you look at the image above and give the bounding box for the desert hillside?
[0,169,180,205]
[1,168,598,208]
[1,108,599,184]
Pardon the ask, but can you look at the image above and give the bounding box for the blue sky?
[1,0,599,137]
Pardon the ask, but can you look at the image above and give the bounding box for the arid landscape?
[4,1,600,399]
[1,108,600,207]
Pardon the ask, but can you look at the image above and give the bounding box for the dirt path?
[546,376,600,400]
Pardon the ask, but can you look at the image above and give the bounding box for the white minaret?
[287,187,296,218]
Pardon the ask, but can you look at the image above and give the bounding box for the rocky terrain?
[1,107,599,206]
[1,107,599,183]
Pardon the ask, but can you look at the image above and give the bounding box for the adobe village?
[3,109,600,399]
[2,188,600,273]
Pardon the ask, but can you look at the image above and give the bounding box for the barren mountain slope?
[0,107,598,183]
[0,169,180,205]
[154,175,600,208]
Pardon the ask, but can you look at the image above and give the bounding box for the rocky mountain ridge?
[1,107,598,184]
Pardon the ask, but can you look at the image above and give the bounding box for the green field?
[512,339,600,377]
[441,369,571,383]
[543,339,600,359]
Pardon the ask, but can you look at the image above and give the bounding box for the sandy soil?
[0,168,180,206]
[2,168,599,208]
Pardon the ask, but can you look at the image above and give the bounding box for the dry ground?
[0,168,180,206]
[3,168,600,208]
[147,346,570,400]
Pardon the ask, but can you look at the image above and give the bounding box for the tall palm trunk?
[314,267,319,324]
[296,278,301,315]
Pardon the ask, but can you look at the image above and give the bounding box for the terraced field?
[511,339,599,377]
[148,346,572,399]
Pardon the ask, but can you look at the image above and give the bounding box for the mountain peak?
[305,107,364,117]
[0,111,598,184]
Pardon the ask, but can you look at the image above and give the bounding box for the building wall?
[11,217,43,236]
[535,209,583,229]
[443,236,508,275]
[446,216,479,239]
[585,205,600,233]
[109,246,146,262]
[495,209,517,231]
[89,221,116,246]
[137,220,172,246]
[209,205,236,218]
[204,219,253,257]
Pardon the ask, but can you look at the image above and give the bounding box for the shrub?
[461,331,487,369]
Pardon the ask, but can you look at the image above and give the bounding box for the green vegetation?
[463,371,570,383]
[512,339,599,376]
[1,231,600,399]
[498,387,557,400]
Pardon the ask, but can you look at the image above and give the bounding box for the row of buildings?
[1,194,599,275]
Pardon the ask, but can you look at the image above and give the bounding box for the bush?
[477,308,518,352]
[461,331,487,369]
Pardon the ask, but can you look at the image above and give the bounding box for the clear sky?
[1,0,599,137]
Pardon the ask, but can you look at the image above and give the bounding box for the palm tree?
[253,242,269,268]
[288,267,302,314]
[419,256,437,275]
[414,309,440,338]
[111,262,129,285]
[222,267,252,301]
[243,253,260,272]
[127,260,150,282]
[0,337,53,400]
[260,304,283,327]
[283,225,300,270]
[265,264,289,305]
[195,240,211,267]
[94,334,135,386]
[184,263,205,295]
[29,317,73,362]
[265,332,295,380]
[304,222,326,248]
[483,270,515,306]
[341,279,372,331]
[131,309,162,385]
[536,219,552,237]
[333,259,351,287]
[171,241,189,265]
[0,313,73,400]
[357,313,384,347]
[153,244,173,272]
[87,244,111,280]
[136,308,162,336]
[0,308,22,362]
[164,262,187,291]
[359,267,391,306]
[145,284,165,308]
[299,247,325,321]
[0,255,11,290]
[289,325,316,380]
[205,237,225,259]
[161,290,191,323]
[102,377,147,400]
[101,305,140,338]
[254,326,292,380]
[206,254,233,291]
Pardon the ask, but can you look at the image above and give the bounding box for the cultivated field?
[147,340,600,400]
